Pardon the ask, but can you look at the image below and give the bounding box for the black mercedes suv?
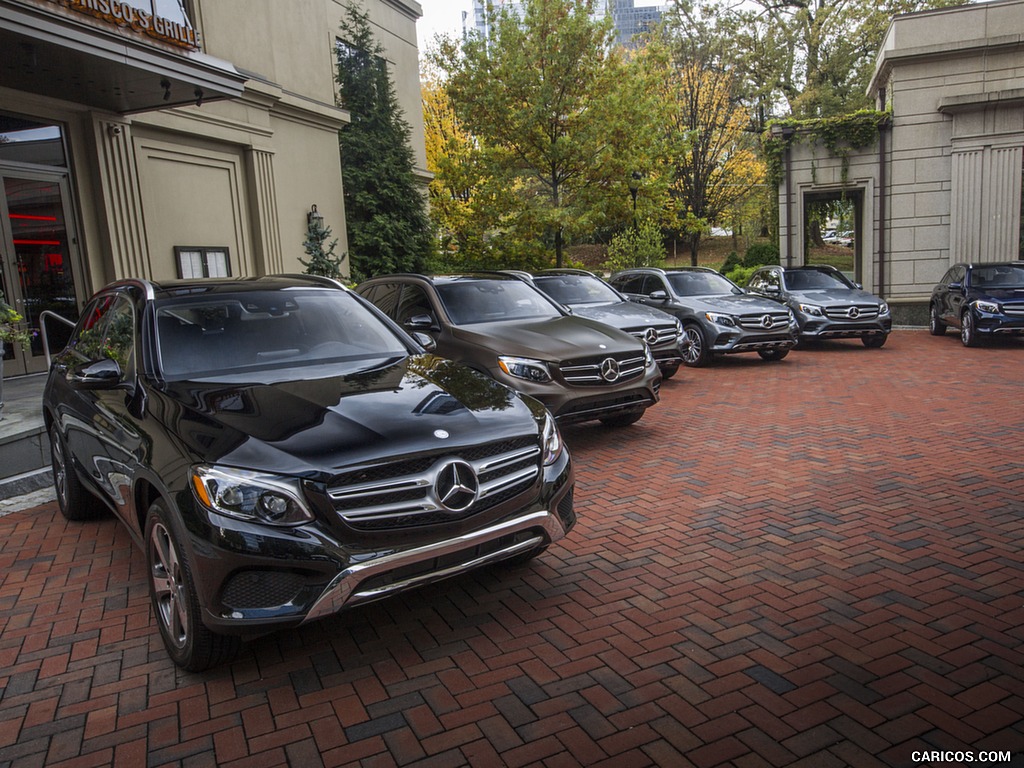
[930,262,1024,346]
[356,272,662,427]
[42,276,574,670]
[609,267,797,367]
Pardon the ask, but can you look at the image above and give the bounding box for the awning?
[0,1,247,114]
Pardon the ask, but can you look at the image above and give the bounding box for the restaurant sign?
[49,0,200,50]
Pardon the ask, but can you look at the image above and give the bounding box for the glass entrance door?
[1,174,82,375]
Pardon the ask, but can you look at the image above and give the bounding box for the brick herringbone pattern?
[1,331,1022,767]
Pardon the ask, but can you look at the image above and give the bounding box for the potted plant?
[0,290,32,419]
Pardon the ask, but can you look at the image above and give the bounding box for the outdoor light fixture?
[161,79,171,101]
[307,204,324,230]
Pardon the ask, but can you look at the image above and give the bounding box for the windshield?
[435,280,562,325]
[784,269,852,291]
[533,274,621,305]
[156,288,408,381]
[667,271,742,297]
[971,264,1024,289]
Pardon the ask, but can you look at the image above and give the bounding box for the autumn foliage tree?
[432,0,660,267]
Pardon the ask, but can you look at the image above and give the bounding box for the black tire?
[600,409,645,428]
[145,501,240,671]
[929,304,947,336]
[679,324,710,367]
[49,423,106,521]
[659,363,680,380]
[758,348,790,361]
[961,311,981,347]
[862,334,887,349]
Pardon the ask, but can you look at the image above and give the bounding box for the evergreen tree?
[300,209,344,280]
[337,3,433,280]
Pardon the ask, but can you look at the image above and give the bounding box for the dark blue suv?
[929,262,1024,346]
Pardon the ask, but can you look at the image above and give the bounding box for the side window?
[612,274,641,294]
[71,295,117,360]
[764,270,781,290]
[641,275,666,296]
[748,272,765,291]
[367,283,400,318]
[101,297,136,374]
[396,284,437,327]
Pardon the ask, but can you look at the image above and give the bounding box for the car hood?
[159,355,540,480]
[687,294,788,313]
[568,301,677,329]
[787,287,882,305]
[451,316,643,361]
[968,287,1024,302]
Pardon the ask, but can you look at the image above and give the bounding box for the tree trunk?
[689,233,701,267]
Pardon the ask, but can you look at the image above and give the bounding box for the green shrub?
[723,265,759,287]
[742,242,780,268]
[719,250,743,274]
[603,220,665,273]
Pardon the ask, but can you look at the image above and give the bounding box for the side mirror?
[649,290,669,301]
[68,358,123,390]
[854,282,863,290]
[411,331,436,352]
[948,281,963,292]
[404,314,436,331]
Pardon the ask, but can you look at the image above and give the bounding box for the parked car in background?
[42,276,575,670]
[609,267,797,367]
[356,272,661,427]
[516,269,683,379]
[745,265,892,348]
[929,261,1024,346]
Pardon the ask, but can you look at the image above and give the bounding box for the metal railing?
[39,311,76,369]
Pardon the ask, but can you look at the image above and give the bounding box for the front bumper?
[492,368,661,424]
[798,316,892,339]
[971,310,1024,335]
[708,330,797,355]
[185,451,575,635]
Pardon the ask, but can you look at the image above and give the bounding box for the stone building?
[775,0,1024,323]
[0,0,427,377]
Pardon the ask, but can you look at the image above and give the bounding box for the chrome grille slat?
[560,353,647,385]
[1004,305,1024,316]
[737,312,791,331]
[329,441,541,529]
[824,304,880,320]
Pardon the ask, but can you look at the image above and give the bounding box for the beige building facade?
[0,0,426,376]
[776,0,1024,323]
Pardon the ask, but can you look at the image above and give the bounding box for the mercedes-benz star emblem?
[434,460,479,513]
[847,306,861,319]
[643,327,660,345]
[761,315,775,329]
[600,357,620,382]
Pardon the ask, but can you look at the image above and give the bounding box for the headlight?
[191,465,314,526]
[973,300,1000,314]
[798,303,824,317]
[498,356,552,383]
[704,312,736,327]
[541,413,564,466]
[644,344,655,368]
[673,318,683,335]
[878,302,890,315]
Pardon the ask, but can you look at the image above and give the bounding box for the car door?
[940,266,966,325]
[54,290,145,519]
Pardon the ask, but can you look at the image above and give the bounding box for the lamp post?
[307,204,324,232]
[628,171,642,229]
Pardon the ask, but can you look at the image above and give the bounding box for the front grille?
[328,437,540,530]
[1004,303,1024,317]
[737,311,791,332]
[824,304,880,321]
[559,351,647,385]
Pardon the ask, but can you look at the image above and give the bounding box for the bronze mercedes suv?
[356,273,662,427]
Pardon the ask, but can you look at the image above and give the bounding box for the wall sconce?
[307,204,324,230]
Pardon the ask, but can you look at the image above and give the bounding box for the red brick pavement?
[1,330,1022,767]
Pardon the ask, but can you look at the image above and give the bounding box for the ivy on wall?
[762,110,891,188]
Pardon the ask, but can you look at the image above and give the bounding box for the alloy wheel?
[680,327,703,365]
[149,521,190,650]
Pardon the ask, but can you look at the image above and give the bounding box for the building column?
[93,116,151,280]
[245,148,283,275]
